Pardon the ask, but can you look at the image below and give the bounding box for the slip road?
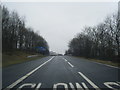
[2,56,120,90]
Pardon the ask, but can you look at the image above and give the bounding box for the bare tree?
[67,12,119,61]
[2,5,49,55]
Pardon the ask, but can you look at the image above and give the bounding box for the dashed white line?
[68,62,74,67]
[78,72,100,90]
[63,58,74,67]
[5,56,55,89]
[63,58,67,62]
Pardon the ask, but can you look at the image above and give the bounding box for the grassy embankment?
[77,56,120,68]
[2,50,45,67]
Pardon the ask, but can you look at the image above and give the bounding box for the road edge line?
[73,56,120,69]
[4,56,55,89]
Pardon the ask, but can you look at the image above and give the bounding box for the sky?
[2,2,118,54]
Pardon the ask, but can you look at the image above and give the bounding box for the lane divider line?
[4,56,55,89]
[62,58,74,68]
[62,58,67,62]
[78,72,100,90]
[67,62,74,67]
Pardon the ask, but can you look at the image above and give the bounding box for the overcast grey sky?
[3,2,118,54]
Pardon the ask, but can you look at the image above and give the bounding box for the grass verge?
[2,51,45,67]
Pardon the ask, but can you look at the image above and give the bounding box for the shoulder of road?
[2,50,45,67]
[74,56,120,68]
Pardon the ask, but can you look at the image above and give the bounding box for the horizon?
[2,2,118,54]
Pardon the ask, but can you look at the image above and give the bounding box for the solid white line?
[81,57,120,69]
[74,56,119,69]
[5,56,55,89]
[67,62,74,67]
[78,72,100,89]
[93,61,120,69]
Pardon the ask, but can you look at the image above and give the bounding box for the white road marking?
[74,56,119,69]
[69,82,84,90]
[103,64,119,68]
[69,83,76,90]
[81,82,89,90]
[63,58,68,62]
[75,83,84,90]
[13,82,120,89]
[5,56,55,89]
[104,82,120,90]
[117,82,120,84]
[53,83,68,90]
[89,60,120,69]
[68,62,74,67]
[78,72,100,89]
[17,83,36,89]
[35,83,42,90]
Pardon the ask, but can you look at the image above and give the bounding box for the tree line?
[66,12,120,61]
[2,6,49,55]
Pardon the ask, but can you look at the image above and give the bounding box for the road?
[2,56,120,90]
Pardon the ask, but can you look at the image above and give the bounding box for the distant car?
[50,54,57,56]
[57,54,63,56]
[67,54,72,56]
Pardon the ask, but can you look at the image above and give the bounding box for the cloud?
[3,2,118,54]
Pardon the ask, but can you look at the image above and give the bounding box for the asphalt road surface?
[2,56,120,90]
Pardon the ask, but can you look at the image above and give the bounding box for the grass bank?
[76,56,120,68]
[2,50,45,67]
